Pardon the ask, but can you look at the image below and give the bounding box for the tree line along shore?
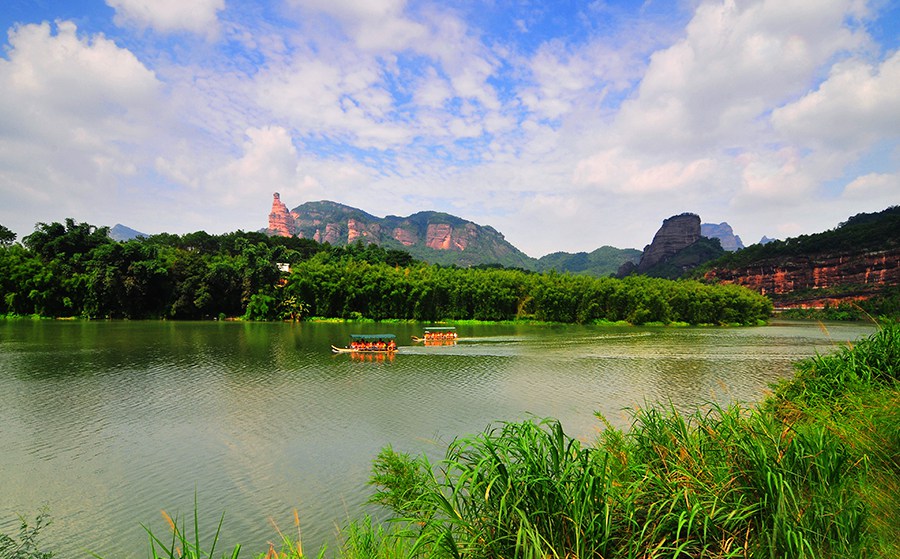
[1,219,774,325]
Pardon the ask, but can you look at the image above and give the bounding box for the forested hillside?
[535,246,642,277]
[0,219,772,325]
[698,206,900,313]
[701,206,900,269]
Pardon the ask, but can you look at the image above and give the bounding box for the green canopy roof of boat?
[424,326,456,331]
[349,334,396,340]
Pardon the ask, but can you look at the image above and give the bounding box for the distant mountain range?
[535,246,643,276]
[267,195,536,268]
[110,194,753,277]
[265,193,757,275]
[700,222,744,251]
[267,194,650,274]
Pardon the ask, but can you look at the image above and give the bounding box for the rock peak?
[637,213,701,273]
[267,192,294,237]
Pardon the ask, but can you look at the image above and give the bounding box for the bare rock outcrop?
[267,192,294,237]
[637,213,701,273]
[424,222,479,251]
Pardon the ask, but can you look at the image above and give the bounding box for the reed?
[143,506,240,559]
[88,496,241,559]
[364,325,899,558]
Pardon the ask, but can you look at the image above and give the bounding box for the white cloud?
[412,67,453,109]
[217,126,302,204]
[0,21,160,123]
[573,148,715,194]
[287,0,426,51]
[255,51,415,150]
[615,0,868,154]
[0,21,165,234]
[107,0,224,37]
[734,147,815,202]
[842,172,900,202]
[772,51,900,150]
[1,0,897,253]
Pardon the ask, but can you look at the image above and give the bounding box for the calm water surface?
[0,320,876,557]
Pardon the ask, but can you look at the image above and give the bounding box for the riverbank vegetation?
[774,285,900,322]
[0,219,771,325]
[352,323,899,559]
[4,323,897,558]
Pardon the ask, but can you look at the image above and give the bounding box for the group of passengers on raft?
[424,330,457,341]
[350,339,397,352]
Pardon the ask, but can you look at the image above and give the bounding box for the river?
[0,319,876,558]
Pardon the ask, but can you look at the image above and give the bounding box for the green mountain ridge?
[279,200,641,273]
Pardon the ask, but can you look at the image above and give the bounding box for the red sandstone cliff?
[704,248,900,307]
[424,222,479,251]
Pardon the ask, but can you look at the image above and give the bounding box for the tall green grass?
[367,409,870,558]
[364,324,899,558]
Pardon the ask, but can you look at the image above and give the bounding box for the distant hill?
[537,221,741,277]
[109,224,147,241]
[535,246,641,277]
[639,237,726,279]
[616,213,726,279]
[701,222,744,251]
[701,206,900,308]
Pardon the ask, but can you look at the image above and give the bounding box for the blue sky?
[1,0,898,256]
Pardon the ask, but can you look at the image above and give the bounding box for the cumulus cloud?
[772,51,900,150]
[254,52,415,150]
[574,149,715,194]
[842,172,900,202]
[0,21,164,232]
[1,0,897,252]
[107,0,224,36]
[218,126,302,204]
[614,0,868,154]
[734,147,815,202]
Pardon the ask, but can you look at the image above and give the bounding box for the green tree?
[23,219,111,264]
[0,224,16,246]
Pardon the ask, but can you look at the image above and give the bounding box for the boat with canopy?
[332,334,398,354]
[412,326,457,344]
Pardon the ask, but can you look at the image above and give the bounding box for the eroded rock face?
[392,227,418,246]
[265,197,536,268]
[637,213,701,273]
[425,223,453,250]
[704,248,900,306]
[423,223,480,251]
[347,219,381,244]
[267,192,293,237]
